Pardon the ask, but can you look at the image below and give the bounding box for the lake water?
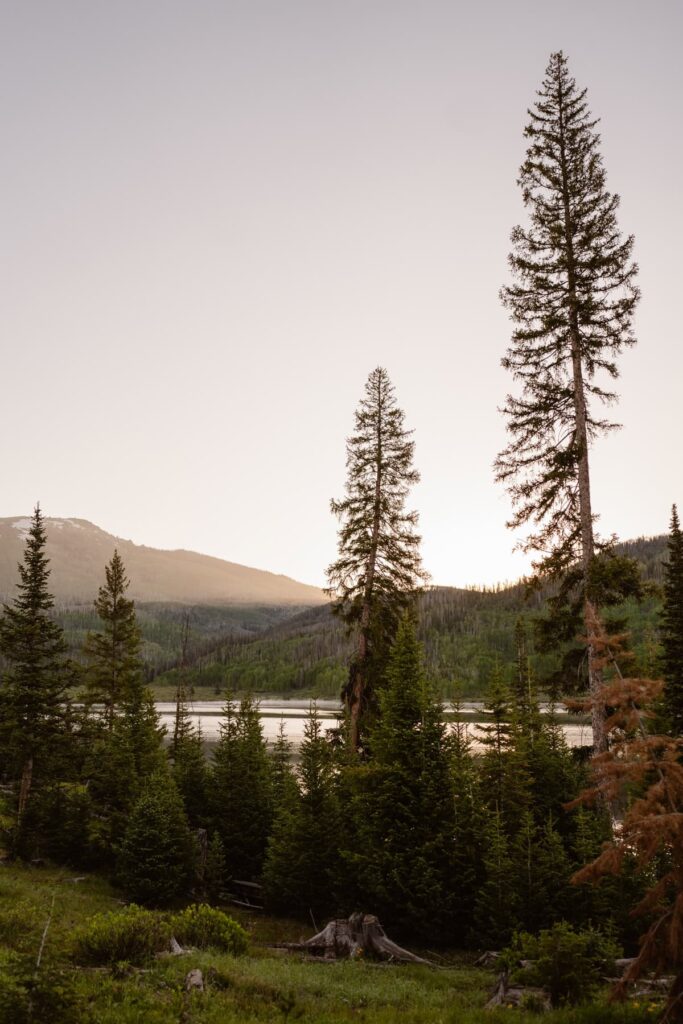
[156,699,593,751]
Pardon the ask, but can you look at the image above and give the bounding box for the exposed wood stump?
[185,968,204,993]
[278,914,431,965]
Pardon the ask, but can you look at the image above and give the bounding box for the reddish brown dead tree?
[569,604,683,1022]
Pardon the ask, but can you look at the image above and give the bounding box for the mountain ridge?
[0,517,326,607]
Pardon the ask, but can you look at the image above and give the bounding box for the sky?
[2,0,682,588]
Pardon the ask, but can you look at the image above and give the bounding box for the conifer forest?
[2,48,683,1024]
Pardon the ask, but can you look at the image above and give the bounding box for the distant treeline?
[152,535,668,698]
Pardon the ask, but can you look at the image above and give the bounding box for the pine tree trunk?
[557,78,606,755]
[349,399,384,753]
[18,755,33,821]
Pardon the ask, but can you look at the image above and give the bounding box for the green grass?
[0,865,661,1023]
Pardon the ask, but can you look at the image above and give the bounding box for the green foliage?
[263,704,341,920]
[0,505,70,845]
[473,811,518,947]
[211,692,273,880]
[83,550,143,726]
[170,705,209,829]
[77,551,165,864]
[339,618,457,939]
[327,367,428,744]
[170,904,247,954]
[0,958,85,1024]
[502,923,622,1007]
[203,832,228,903]
[0,900,40,952]
[175,540,665,701]
[0,860,662,1024]
[71,904,172,965]
[495,51,638,581]
[661,504,683,733]
[117,772,195,905]
[81,726,138,864]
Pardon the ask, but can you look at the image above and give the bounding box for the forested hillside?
[154,535,667,698]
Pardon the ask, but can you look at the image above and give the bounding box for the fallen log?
[276,913,432,965]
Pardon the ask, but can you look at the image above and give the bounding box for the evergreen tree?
[117,771,195,905]
[473,811,518,947]
[495,51,639,753]
[478,664,530,828]
[326,367,428,752]
[269,720,299,811]
[211,692,273,880]
[0,505,68,834]
[81,725,138,864]
[118,664,165,779]
[171,722,208,830]
[448,700,486,941]
[569,806,615,926]
[508,648,580,832]
[339,617,456,938]
[512,812,573,933]
[80,552,164,858]
[204,832,227,903]
[83,550,142,728]
[263,705,341,920]
[661,504,683,733]
[170,682,208,828]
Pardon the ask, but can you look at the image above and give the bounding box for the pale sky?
[2,1,681,588]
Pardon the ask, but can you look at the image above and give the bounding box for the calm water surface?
[156,700,593,751]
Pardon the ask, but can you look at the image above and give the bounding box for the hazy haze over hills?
[0,518,326,607]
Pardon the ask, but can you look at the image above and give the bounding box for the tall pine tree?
[326,367,427,752]
[0,506,68,832]
[661,504,683,734]
[83,550,142,728]
[81,551,164,859]
[495,52,639,752]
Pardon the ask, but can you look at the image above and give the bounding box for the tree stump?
[279,914,431,965]
[185,968,204,993]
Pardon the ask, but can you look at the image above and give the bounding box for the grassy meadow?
[0,864,661,1024]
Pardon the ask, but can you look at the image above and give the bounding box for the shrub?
[0,955,84,1024]
[71,904,172,966]
[501,921,622,1006]
[0,900,40,952]
[170,904,247,955]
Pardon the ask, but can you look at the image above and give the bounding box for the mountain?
[0,517,326,607]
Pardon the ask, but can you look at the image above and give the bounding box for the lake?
[156,699,593,751]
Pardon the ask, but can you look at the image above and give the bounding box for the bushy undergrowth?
[502,922,622,1007]
[170,904,248,954]
[71,904,172,966]
[0,900,40,952]
[0,953,85,1024]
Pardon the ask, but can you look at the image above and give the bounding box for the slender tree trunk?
[18,754,33,822]
[348,397,384,753]
[557,80,606,755]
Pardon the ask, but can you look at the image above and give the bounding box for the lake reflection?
[156,699,593,751]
